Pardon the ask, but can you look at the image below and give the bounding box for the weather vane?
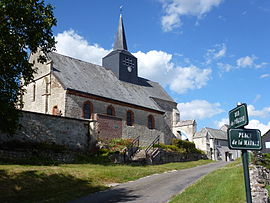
[120,5,123,15]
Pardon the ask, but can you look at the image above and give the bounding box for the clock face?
[122,57,135,72]
[127,66,132,72]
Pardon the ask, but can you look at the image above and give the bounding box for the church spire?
[113,14,128,51]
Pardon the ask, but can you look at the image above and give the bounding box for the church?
[22,15,195,145]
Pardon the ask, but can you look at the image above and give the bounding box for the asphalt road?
[69,161,228,203]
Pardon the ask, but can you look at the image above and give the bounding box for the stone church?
[22,15,195,145]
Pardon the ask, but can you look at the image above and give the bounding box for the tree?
[0,0,56,134]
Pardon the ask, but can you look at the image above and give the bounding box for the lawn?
[0,159,212,202]
[169,160,245,203]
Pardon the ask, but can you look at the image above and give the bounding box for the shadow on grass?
[0,169,107,203]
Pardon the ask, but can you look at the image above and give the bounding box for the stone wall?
[0,111,94,151]
[151,149,207,164]
[250,164,269,202]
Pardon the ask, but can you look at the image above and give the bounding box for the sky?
[46,0,270,134]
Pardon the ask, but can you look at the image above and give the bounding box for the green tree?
[0,0,56,134]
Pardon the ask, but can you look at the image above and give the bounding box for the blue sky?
[46,0,270,134]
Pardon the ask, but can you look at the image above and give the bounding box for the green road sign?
[229,103,249,128]
[227,128,262,150]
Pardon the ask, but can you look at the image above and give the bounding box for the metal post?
[242,150,252,203]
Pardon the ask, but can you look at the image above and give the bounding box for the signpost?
[228,129,262,150]
[227,103,262,203]
[229,103,249,129]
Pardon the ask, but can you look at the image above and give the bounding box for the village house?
[193,125,240,161]
[21,15,196,146]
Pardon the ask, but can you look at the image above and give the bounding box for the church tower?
[102,14,138,84]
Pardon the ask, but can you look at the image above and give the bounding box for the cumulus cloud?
[55,30,212,94]
[247,105,270,118]
[246,120,270,135]
[216,117,270,135]
[160,0,223,31]
[55,30,110,65]
[177,100,224,120]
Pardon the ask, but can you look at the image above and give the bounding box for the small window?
[52,106,58,115]
[107,105,115,116]
[126,110,134,126]
[148,115,155,129]
[83,101,93,119]
[32,84,36,102]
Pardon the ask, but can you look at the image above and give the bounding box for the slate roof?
[113,14,128,51]
[47,52,175,112]
[194,127,227,140]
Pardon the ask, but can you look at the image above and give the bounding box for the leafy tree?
[0,0,56,134]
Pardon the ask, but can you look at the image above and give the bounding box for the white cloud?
[160,0,223,31]
[177,100,224,120]
[217,62,233,72]
[134,51,212,94]
[260,74,270,78]
[55,30,211,94]
[55,29,110,65]
[247,105,270,118]
[246,120,270,135]
[236,55,256,68]
[215,117,270,135]
[215,117,229,129]
[205,43,227,64]
[253,94,261,103]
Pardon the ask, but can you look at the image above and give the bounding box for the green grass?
[169,160,246,203]
[0,159,212,202]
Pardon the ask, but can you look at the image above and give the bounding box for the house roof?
[47,52,175,112]
[194,127,227,140]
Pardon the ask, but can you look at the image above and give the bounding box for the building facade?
[193,125,240,161]
[21,15,188,146]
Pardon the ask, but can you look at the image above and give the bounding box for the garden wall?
[0,111,95,151]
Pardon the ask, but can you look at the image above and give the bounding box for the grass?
[169,159,246,203]
[0,159,212,202]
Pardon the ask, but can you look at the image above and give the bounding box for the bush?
[173,139,205,154]
[254,153,270,169]
[98,138,133,154]
[154,143,186,153]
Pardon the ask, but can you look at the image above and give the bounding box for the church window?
[126,110,134,126]
[148,115,155,129]
[83,101,93,119]
[107,105,115,116]
[32,84,36,102]
[52,106,58,115]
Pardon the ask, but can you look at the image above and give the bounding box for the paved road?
[69,161,228,203]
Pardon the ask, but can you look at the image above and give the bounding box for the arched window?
[148,115,155,129]
[126,110,134,126]
[83,101,93,119]
[52,105,58,115]
[107,105,115,116]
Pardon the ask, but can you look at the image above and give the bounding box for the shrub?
[172,139,205,154]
